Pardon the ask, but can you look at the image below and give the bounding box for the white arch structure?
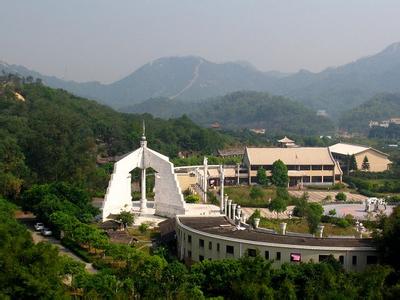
[102,135,186,221]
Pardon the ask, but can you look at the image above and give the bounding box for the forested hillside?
[0,75,232,199]
[340,93,400,133]
[127,91,335,135]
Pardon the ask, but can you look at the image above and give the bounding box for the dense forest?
[127,91,335,135]
[0,75,233,199]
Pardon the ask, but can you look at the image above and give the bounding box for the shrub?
[185,194,200,203]
[335,218,350,228]
[332,183,346,190]
[139,223,150,234]
[335,192,347,201]
[328,209,336,216]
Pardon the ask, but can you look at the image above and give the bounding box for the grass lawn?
[258,218,358,237]
[225,186,276,207]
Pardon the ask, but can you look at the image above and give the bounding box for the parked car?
[41,228,52,236]
[34,222,44,231]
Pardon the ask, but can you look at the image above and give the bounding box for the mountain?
[126,91,335,135]
[2,42,400,117]
[339,93,400,133]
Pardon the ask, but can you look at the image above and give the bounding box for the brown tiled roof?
[178,216,375,248]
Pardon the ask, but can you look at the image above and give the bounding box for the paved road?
[30,230,97,273]
[289,190,367,203]
[18,214,97,273]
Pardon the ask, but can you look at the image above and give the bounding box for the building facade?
[243,147,342,187]
[329,143,391,172]
[176,216,378,272]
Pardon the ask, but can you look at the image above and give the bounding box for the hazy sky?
[1,0,399,83]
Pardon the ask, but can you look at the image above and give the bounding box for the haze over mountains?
[1,42,400,119]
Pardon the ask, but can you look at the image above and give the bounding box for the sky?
[1,0,399,83]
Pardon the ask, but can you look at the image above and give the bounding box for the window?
[311,176,322,183]
[290,253,301,262]
[247,249,257,257]
[251,166,259,171]
[276,252,281,261]
[367,256,378,265]
[312,165,323,170]
[352,256,357,266]
[339,256,344,265]
[300,165,311,170]
[265,251,270,260]
[323,176,333,183]
[188,235,192,244]
[209,241,212,250]
[199,239,204,248]
[217,243,220,252]
[226,245,234,254]
[199,255,204,261]
[287,165,298,170]
[323,165,334,170]
[302,176,311,183]
[319,255,329,262]
[188,250,192,258]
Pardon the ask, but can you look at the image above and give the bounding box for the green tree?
[116,211,134,228]
[271,160,288,187]
[269,197,287,218]
[257,167,268,186]
[306,202,324,234]
[375,206,400,271]
[362,155,370,171]
[349,154,358,172]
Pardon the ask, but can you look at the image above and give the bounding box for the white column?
[237,205,241,220]
[203,157,208,203]
[227,199,232,219]
[232,203,237,221]
[237,163,240,185]
[224,195,228,215]
[140,168,147,211]
[220,165,224,213]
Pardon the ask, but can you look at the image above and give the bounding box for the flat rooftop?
[178,216,375,248]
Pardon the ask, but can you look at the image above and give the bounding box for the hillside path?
[169,59,203,99]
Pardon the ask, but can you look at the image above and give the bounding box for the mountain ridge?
[1,42,400,118]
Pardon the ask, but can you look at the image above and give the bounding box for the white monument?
[102,122,186,221]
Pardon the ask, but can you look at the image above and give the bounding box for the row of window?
[180,231,378,267]
[251,165,334,171]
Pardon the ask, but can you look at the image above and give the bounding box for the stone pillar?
[227,199,232,219]
[237,205,241,220]
[140,168,147,211]
[220,165,224,213]
[317,225,324,238]
[232,203,237,221]
[203,157,208,203]
[280,222,287,235]
[224,195,228,215]
[254,217,260,228]
[236,163,240,185]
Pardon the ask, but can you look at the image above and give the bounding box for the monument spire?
[140,120,147,147]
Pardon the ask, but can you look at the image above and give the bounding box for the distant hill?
[127,91,335,135]
[340,93,400,133]
[2,42,400,117]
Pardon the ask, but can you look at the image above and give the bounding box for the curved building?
[176,216,378,271]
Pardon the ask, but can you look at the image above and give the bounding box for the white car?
[34,222,44,231]
[41,228,52,236]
